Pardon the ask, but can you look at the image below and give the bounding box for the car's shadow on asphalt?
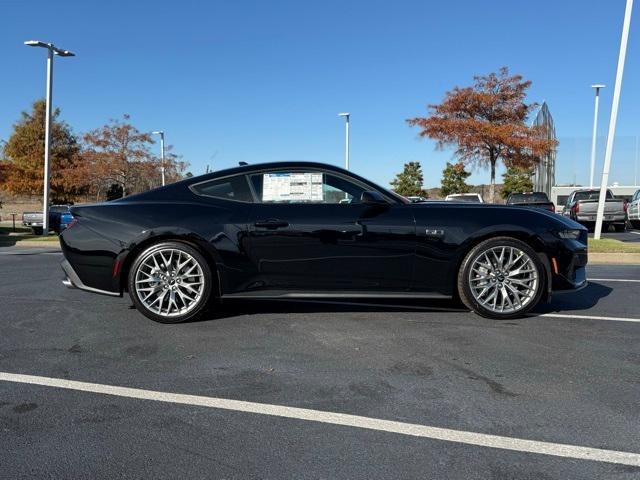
[533,281,613,314]
[189,281,614,323]
[194,298,469,322]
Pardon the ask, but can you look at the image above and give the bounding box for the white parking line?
[539,313,640,323]
[1,371,639,467]
[589,278,640,283]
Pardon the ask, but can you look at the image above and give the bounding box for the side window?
[249,171,366,204]
[191,175,253,202]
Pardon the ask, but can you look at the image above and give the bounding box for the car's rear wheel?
[632,220,640,230]
[614,223,626,232]
[458,237,545,319]
[128,241,212,323]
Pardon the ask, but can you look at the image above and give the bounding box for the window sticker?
[262,172,323,202]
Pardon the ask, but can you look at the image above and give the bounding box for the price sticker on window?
[262,172,323,202]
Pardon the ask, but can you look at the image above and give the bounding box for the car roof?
[122,161,409,205]
[203,161,346,178]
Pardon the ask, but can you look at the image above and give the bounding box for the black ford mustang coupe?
[60,162,588,323]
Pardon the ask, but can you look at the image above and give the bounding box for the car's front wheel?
[128,241,212,323]
[458,237,545,319]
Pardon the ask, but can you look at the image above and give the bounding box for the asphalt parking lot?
[1,252,639,479]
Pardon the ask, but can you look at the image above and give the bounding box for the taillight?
[65,218,78,230]
[572,203,580,214]
[549,203,556,212]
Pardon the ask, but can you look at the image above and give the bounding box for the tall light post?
[589,84,605,187]
[338,113,350,170]
[152,131,166,186]
[594,0,634,240]
[24,40,75,236]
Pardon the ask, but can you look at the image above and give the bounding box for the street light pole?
[338,113,350,170]
[152,131,166,186]
[594,0,634,240]
[24,40,75,236]
[589,84,605,187]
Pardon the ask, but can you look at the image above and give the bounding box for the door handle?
[254,219,289,229]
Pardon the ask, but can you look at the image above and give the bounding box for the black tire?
[457,237,546,320]
[631,220,640,230]
[614,223,626,232]
[127,241,213,323]
[32,227,43,235]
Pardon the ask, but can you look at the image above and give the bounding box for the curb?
[589,252,640,265]
[6,241,61,249]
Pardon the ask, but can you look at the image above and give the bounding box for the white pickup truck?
[22,211,44,234]
[562,189,627,232]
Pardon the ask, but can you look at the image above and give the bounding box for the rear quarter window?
[191,175,253,202]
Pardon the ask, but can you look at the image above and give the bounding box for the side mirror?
[360,190,388,206]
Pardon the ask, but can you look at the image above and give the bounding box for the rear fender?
[117,227,223,295]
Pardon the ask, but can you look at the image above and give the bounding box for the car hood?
[412,202,585,230]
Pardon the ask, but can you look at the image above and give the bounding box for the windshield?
[447,195,480,202]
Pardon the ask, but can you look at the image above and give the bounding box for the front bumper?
[551,241,588,292]
[61,259,120,297]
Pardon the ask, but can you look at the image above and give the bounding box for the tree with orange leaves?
[81,115,160,198]
[407,68,557,203]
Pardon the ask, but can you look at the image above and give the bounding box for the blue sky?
[1,0,639,188]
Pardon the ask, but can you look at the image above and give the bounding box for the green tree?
[440,162,471,197]
[1,100,81,201]
[390,161,428,197]
[501,166,534,199]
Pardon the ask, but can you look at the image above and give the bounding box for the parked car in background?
[444,193,484,203]
[22,211,44,234]
[562,189,627,232]
[628,189,640,229]
[49,205,74,233]
[406,196,428,203]
[60,161,587,323]
[506,192,555,212]
[21,205,74,234]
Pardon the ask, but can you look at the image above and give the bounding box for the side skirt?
[221,290,451,300]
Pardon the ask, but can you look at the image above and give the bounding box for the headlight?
[556,229,582,240]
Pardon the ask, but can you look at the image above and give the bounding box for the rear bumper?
[576,214,626,223]
[61,259,121,297]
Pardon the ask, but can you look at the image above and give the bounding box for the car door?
[244,168,416,292]
[630,191,640,222]
[562,193,574,217]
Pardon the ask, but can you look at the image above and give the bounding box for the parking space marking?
[539,313,640,323]
[1,372,640,467]
[589,278,640,283]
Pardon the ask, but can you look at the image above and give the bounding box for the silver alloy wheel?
[468,246,539,314]
[134,248,205,318]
